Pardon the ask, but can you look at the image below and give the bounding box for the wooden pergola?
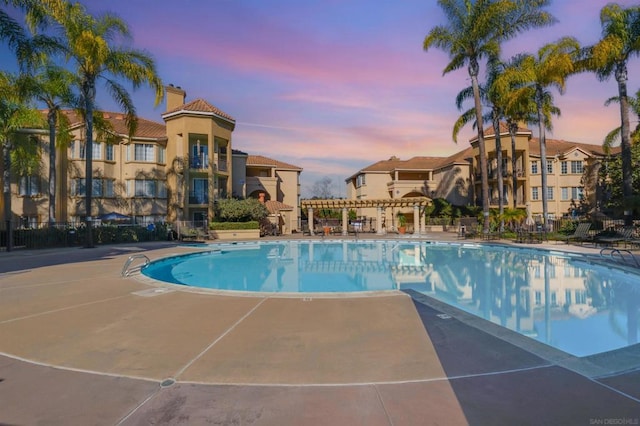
[300,197,431,236]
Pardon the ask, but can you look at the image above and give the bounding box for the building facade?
[346,124,611,225]
[1,85,302,234]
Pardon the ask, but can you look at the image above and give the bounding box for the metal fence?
[0,221,170,251]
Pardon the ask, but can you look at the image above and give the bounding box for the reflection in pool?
[142,240,640,357]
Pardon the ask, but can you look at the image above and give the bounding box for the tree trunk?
[470,58,490,233]
[2,139,13,252]
[616,62,633,226]
[537,86,549,229]
[48,109,56,225]
[508,121,518,209]
[83,79,96,248]
[493,113,504,232]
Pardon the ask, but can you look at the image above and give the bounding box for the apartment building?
[346,124,611,224]
[0,85,302,234]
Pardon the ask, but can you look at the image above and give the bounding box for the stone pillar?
[413,205,420,236]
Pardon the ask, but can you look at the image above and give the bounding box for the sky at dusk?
[3,0,640,198]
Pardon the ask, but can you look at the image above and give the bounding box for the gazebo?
[300,197,431,236]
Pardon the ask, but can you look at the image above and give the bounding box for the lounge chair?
[594,226,634,247]
[564,222,592,245]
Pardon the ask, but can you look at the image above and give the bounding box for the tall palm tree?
[583,3,640,225]
[31,0,164,247]
[501,38,579,228]
[20,64,76,225]
[424,0,555,233]
[0,72,43,251]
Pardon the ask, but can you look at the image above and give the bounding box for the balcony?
[189,154,209,170]
[189,191,208,205]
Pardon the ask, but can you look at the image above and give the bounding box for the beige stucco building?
[1,85,302,234]
[346,124,611,226]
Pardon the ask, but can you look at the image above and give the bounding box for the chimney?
[166,84,186,112]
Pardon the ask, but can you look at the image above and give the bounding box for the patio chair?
[594,226,634,247]
[564,222,592,245]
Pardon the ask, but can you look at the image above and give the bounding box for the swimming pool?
[142,240,640,357]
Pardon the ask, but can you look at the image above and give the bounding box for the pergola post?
[342,207,348,236]
[308,207,314,235]
[376,207,384,235]
[413,205,420,236]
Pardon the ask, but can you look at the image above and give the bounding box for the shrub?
[214,198,269,222]
[210,221,259,230]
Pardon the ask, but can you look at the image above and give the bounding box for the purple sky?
[4,0,640,197]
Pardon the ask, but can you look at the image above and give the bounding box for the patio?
[0,237,638,425]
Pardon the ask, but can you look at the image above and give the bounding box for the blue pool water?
[142,240,640,357]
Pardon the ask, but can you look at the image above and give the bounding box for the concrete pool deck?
[0,233,639,425]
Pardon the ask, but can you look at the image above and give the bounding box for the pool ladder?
[599,248,640,268]
[121,254,150,277]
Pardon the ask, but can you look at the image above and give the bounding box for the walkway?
[0,235,638,425]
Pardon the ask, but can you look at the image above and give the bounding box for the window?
[532,187,539,200]
[106,144,114,161]
[547,161,553,174]
[561,187,569,201]
[356,174,366,187]
[571,160,583,174]
[92,142,102,160]
[19,176,39,196]
[135,179,156,197]
[157,180,167,198]
[133,143,155,162]
[71,178,105,196]
[561,161,568,174]
[546,187,554,200]
[571,187,584,200]
[72,179,86,196]
[158,146,166,164]
[79,141,86,159]
[104,180,115,197]
[531,161,538,174]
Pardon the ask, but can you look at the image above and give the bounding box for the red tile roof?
[56,110,166,139]
[163,98,235,122]
[247,155,302,171]
[264,200,293,213]
[529,138,616,157]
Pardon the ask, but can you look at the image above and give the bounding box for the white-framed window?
[561,187,569,201]
[106,144,115,161]
[158,146,166,164]
[92,142,102,160]
[547,161,553,174]
[571,187,584,200]
[19,176,39,196]
[127,179,156,197]
[157,180,167,198]
[104,179,115,197]
[531,161,538,174]
[561,161,568,174]
[356,174,366,188]
[71,178,104,196]
[570,160,583,174]
[546,187,554,200]
[133,143,155,162]
[532,187,539,200]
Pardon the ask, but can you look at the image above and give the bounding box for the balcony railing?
[188,191,208,205]
[189,154,209,170]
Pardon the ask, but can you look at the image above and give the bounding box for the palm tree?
[0,72,43,251]
[424,0,555,233]
[583,3,640,225]
[32,0,164,247]
[20,64,77,225]
[501,38,579,228]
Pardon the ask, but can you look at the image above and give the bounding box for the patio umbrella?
[98,212,131,221]
[525,203,535,227]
